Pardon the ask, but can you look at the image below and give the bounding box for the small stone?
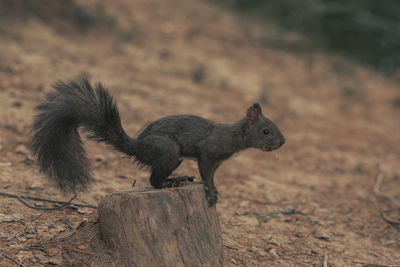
[34,202,45,207]
[269,248,278,257]
[15,144,29,155]
[0,162,12,167]
[258,250,267,257]
[249,246,259,254]
[47,247,59,257]
[313,229,330,241]
[28,181,43,190]
[238,201,250,208]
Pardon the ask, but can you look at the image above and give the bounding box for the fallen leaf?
[78,244,88,250]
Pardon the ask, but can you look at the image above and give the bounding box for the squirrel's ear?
[252,103,262,114]
[246,103,262,122]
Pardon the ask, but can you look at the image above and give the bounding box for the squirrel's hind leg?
[150,158,182,189]
[135,135,182,189]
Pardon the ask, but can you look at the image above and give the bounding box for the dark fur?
[31,78,285,206]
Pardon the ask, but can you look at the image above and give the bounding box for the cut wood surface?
[98,182,223,267]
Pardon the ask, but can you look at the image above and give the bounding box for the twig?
[381,210,400,226]
[373,168,400,209]
[223,244,238,250]
[0,192,97,209]
[323,253,328,267]
[352,259,391,267]
[372,165,400,225]
[0,252,26,267]
[16,194,77,210]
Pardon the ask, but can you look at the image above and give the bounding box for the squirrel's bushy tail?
[31,78,135,193]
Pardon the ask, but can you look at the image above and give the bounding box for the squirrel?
[31,78,285,206]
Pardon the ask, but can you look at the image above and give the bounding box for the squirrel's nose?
[280,135,285,146]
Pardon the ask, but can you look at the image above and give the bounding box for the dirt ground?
[0,0,400,266]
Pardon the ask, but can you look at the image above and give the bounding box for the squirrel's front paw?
[205,187,218,207]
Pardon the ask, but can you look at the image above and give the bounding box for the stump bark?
[98,182,224,267]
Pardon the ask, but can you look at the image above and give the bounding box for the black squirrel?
[31,78,285,206]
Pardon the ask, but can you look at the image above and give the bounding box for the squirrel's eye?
[263,129,270,135]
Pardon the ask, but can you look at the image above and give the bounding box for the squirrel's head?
[243,103,285,152]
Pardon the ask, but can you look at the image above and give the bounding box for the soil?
[0,0,399,266]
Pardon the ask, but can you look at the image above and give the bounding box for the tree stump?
[98,182,224,267]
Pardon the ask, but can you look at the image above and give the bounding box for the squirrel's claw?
[205,187,218,207]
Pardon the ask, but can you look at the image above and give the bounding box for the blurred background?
[0,0,399,266]
[222,0,400,74]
